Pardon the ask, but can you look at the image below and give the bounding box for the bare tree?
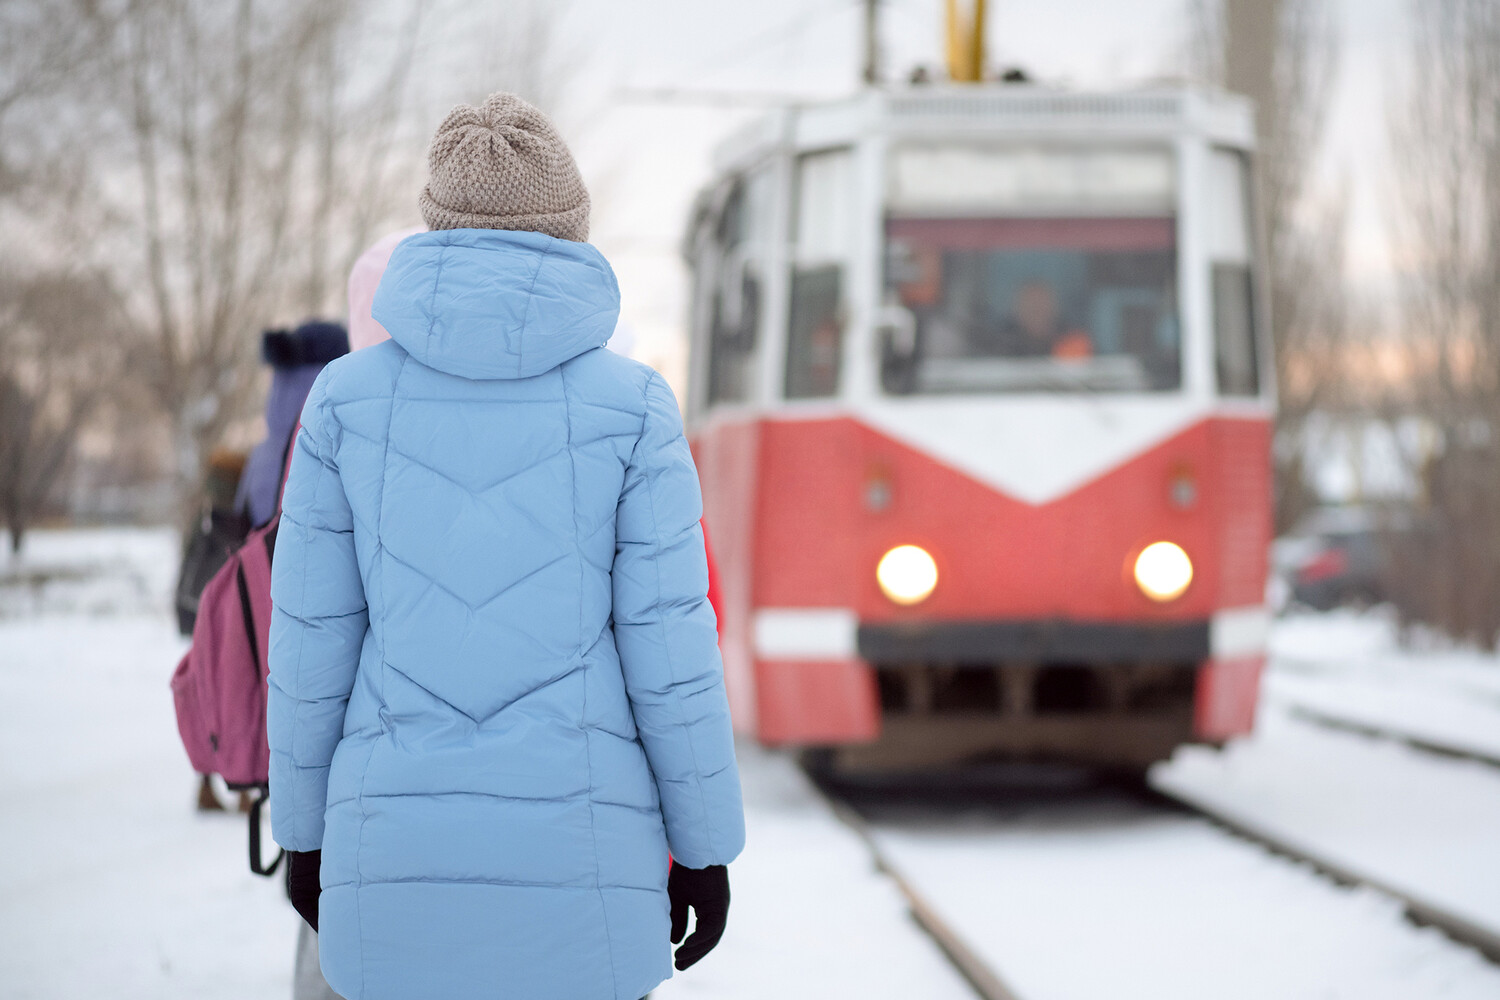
[449,0,575,116]
[1183,0,1225,85]
[0,272,125,551]
[72,0,428,519]
[3,0,584,535]
[1383,0,1500,647]
[0,1,108,145]
[0,1,125,551]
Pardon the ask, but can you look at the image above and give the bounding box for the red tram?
[685,85,1273,772]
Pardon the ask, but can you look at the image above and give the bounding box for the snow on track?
[1266,610,1500,764]
[829,798,1023,1000]
[653,745,977,1000]
[854,776,1500,1000]
[1153,703,1500,958]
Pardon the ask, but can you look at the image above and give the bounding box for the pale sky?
[435,0,1411,379]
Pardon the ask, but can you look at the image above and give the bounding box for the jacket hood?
[372,228,620,380]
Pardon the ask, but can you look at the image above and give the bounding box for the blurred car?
[1272,506,1392,613]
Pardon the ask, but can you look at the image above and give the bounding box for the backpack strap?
[246,785,285,877]
[240,423,298,878]
[234,563,262,670]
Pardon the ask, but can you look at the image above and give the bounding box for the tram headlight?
[877,545,938,605]
[1133,541,1193,602]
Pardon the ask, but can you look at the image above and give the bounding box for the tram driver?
[989,279,1094,360]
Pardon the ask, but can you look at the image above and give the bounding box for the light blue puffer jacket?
[267,228,745,1000]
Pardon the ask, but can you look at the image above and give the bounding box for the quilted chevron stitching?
[385,443,565,543]
[383,660,479,725]
[384,653,584,726]
[270,236,734,999]
[382,539,571,612]
[387,440,568,495]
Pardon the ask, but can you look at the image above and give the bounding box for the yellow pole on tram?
[945,0,988,83]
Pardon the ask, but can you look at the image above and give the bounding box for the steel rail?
[1281,702,1500,771]
[827,799,1025,1000]
[1152,782,1500,965]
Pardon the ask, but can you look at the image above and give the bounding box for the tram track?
[811,764,1210,1000]
[827,797,1026,1000]
[1150,760,1500,965]
[814,757,1500,1000]
[1278,701,1500,771]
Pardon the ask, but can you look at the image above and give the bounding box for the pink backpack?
[170,432,292,875]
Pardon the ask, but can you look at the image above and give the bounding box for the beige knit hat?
[419,92,590,242]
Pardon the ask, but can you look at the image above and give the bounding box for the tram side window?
[786,266,843,398]
[704,177,768,406]
[1207,149,1261,396]
[785,149,853,399]
[1213,264,1258,395]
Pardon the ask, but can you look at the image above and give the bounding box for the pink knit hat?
[346,227,424,351]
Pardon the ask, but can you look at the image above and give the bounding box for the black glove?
[286,849,321,932]
[668,862,729,970]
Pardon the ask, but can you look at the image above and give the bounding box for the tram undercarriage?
[802,619,1208,772]
[832,660,1200,773]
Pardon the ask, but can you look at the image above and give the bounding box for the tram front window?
[882,144,1180,395]
[882,216,1180,394]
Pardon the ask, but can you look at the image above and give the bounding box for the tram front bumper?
[750,611,1264,756]
[856,618,1211,665]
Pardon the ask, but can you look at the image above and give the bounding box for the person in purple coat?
[235,322,350,527]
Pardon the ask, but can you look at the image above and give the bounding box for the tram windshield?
[882,145,1180,395]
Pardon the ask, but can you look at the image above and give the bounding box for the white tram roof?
[710,83,1256,177]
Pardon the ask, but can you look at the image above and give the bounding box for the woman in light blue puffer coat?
[267,93,745,1000]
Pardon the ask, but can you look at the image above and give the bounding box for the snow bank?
[1267,610,1500,761]
[0,614,298,999]
[1153,704,1500,947]
[0,527,179,618]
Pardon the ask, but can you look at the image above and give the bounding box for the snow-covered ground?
[867,783,1500,1000]
[854,606,1500,999]
[1153,704,1500,950]
[1265,609,1500,762]
[0,528,301,999]
[1153,609,1500,946]
[8,528,1500,998]
[0,529,970,999]
[1149,605,1500,983]
[651,745,974,1000]
[0,527,179,619]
